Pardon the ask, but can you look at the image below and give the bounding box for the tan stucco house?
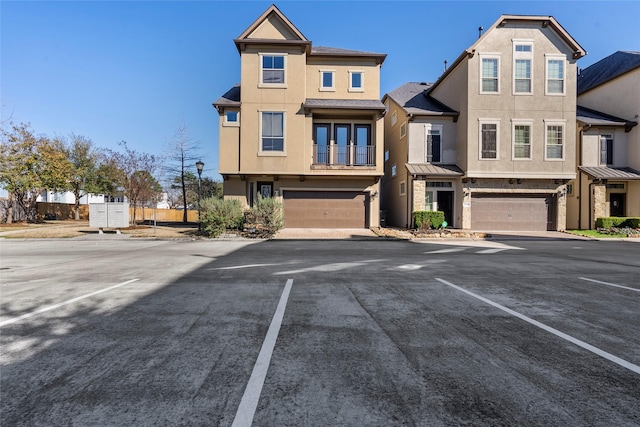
[214,5,386,228]
[382,15,586,231]
[567,51,640,229]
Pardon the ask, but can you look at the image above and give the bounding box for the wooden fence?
[36,202,199,223]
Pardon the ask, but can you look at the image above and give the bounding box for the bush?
[200,198,244,237]
[246,197,284,238]
[595,217,640,229]
[413,211,445,230]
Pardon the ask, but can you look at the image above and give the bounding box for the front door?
[437,191,454,227]
[610,193,625,217]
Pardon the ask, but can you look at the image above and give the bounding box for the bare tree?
[163,121,201,223]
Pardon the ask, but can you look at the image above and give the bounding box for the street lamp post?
[196,160,204,232]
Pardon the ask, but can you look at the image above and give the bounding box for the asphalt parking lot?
[1,237,639,426]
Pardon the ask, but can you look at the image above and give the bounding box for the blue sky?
[2,1,639,184]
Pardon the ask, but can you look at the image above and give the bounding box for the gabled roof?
[213,85,241,113]
[577,51,640,95]
[234,4,311,53]
[429,15,586,94]
[384,82,458,118]
[577,105,638,132]
[579,166,640,181]
[310,46,386,65]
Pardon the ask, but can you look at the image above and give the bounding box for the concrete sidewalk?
[274,228,379,240]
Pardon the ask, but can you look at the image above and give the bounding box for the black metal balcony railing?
[313,144,375,166]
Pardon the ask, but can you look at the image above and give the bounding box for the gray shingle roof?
[578,51,640,94]
[579,166,640,180]
[310,46,386,64]
[386,82,458,116]
[213,85,241,109]
[303,98,385,111]
[577,105,637,130]
[406,163,464,177]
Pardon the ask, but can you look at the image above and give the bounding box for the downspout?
[578,128,583,230]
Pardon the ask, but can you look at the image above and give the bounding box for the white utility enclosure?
[89,203,129,233]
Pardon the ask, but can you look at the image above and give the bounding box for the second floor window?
[320,70,334,91]
[514,41,533,94]
[513,124,531,159]
[546,58,565,94]
[480,122,498,159]
[545,124,564,160]
[262,112,284,151]
[262,55,285,84]
[600,134,613,165]
[426,127,442,163]
[481,57,499,93]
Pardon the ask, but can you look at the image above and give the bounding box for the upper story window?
[261,54,285,85]
[349,70,364,92]
[545,120,565,160]
[224,111,239,126]
[512,121,532,160]
[600,134,614,165]
[480,54,500,94]
[513,40,533,94]
[391,163,397,177]
[546,55,565,95]
[479,119,499,160]
[391,111,397,127]
[425,124,442,163]
[400,122,407,138]
[320,70,335,91]
[261,112,284,152]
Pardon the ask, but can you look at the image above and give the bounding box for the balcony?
[313,144,375,167]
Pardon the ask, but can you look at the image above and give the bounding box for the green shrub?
[595,217,640,229]
[246,197,284,238]
[412,211,445,230]
[200,198,244,237]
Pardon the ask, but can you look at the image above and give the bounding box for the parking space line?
[579,277,640,293]
[232,279,294,427]
[435,278,640,375]
[0,278,139,327]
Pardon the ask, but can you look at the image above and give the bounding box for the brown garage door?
[283,191,368,228]
[471,194,556,231]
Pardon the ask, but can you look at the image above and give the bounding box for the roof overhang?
[579,166,640,181]
[303,99,386,115]
[406,163,464,177]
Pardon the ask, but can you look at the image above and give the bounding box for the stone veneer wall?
[592,184,608,228]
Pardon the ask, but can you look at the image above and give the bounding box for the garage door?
[283,191,368,228]
[471,194,556,231]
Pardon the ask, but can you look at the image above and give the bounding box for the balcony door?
[354,124,371,165]
[313,124,330,164]
[334,124,350,165]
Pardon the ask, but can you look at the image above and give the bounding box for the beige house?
[382,15,586,231]
[567,51,640,229]
[214,5,386,228]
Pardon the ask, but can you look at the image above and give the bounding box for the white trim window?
[349,70,364,92]
[479,119,500,160]
[512,120,532,160]
[513,40,533,94]
[545,120,565,160]
[319,70,335,91]
[480,53,500,94]
[425,124,443,163]
[400,122,407,138]
[224,110,239,127]
[260,54,286,86]
[546,54,566,95]
[261,112,285,152]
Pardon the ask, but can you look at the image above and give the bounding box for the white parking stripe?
[579,277,640,293]
[232,279,294,427]
[0,278,139,327]
[435,278,640,375]
[425,248,467,254]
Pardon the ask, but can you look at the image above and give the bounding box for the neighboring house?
[567,51,640,229]
[213,5,386,228]
[382,15,586,231]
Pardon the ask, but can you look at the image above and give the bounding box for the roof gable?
[429,14,586,94]
[236,4,307,42]
[578,51,640,94]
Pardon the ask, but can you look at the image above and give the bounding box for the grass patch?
[566,229,627,238]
